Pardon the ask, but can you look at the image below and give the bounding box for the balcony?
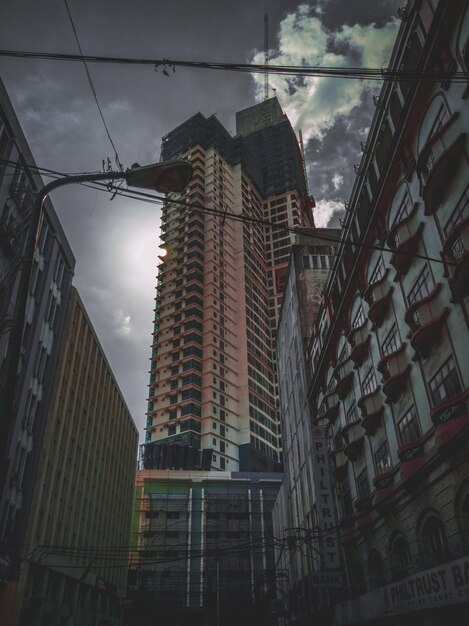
[404,284,448,358]
[443,218,469,302]
[420,131,466,216]
[343,420,365,461]
[373,467,396,490]
[348,323,370,368]
[387,203,424,278]
[431,388,468,427]
[377,344,411,403]
[317,391,340,424]
[365,279,393,329]
[358,387,384,436]
[333,358,355,400]
[331,448,348,481]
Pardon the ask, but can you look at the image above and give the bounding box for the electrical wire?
[62,1,123,170]
[0,157,458,268]
[0,49,468,82]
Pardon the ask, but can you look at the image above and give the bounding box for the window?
[382,324,399,357]
[171,365,179,376]
[169,394,178,405]
[168,424,176,436]
[172,352,179,362]
[374,441,392,475]
[407,265,434,306]
[368,550,385,589]
[444,186,469,237]
[362,368,378,396]
[356,468,370,499]
[429,356,462,407]
[421,517,449,566]
[352,307,365,330]
[369,256,385,285]
[397,406,421,446]
[391,537,411,580]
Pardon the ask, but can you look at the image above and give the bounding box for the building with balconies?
[141,98,315,474]
[303,2,469,624]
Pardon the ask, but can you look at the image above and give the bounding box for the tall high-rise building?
[141,98,314,473]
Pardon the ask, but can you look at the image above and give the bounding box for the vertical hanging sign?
[311,426,342,584]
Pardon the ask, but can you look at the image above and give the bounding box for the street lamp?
[1,159,192,444]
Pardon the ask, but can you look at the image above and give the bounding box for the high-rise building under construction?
[141,97,314,473]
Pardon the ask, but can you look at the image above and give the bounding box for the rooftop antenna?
[299,129,316,227]
[264,13,269,101]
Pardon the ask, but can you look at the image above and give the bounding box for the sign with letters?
[311,426,341,581]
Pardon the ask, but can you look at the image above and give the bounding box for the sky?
[0,0,402,443]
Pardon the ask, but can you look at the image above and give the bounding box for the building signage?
[333,555,469,625]
[311,426,341,583]
[383,555,469,615]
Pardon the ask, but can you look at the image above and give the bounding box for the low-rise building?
[130,470,282,626]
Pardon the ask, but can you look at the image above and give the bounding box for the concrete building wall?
[143,100,313,474]
[130,470,282,626]
[0,78,76,606]
[273,239,340,624]
[13,287,138,626]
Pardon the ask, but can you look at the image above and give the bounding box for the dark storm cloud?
[0,0,402,439]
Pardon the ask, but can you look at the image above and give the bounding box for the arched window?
[390,536,411,580]
[455,482,469,555]
[368,549,385,589]
[417,95,451,156]
[387,181,413,232]
[421,516,450,566]
[348,560,366,596]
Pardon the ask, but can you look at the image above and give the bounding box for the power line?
[0,49,467,82]
[0,157,457,267]
[62,1,123,170]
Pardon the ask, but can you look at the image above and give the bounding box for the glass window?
[374,441,392,474]
[369,256,385,285]
[356,468,370,499]
[382,324,399,357]
[407,265,434,306]
[444,185,469,237]
[397,406,421,446]
[362,368,378,396]
[429,356,462,406]
[352,307,365,329]
[421,517,449,566]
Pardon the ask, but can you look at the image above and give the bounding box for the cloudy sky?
[0,0,401,442]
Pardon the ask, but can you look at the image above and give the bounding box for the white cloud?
[251,5,398,144]
[314,198,344,227]
[332,173,344,190]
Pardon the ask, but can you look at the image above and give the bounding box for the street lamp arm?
[0,160,191,467]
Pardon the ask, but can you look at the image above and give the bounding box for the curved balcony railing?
[358,387,384,436]
[348,323,370,367]
[333,357,355,400]
[419,129,466,215]
[404,284,448,358]
[331,448,348,481]
[366,280,393,329]
[377,344,411,403]
[343,420,365,461]
[317,391,340,423]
